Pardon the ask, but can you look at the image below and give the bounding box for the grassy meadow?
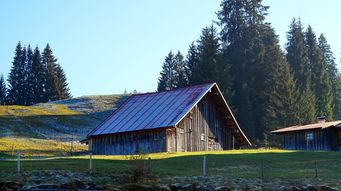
[0,137,87,156]
[1,150,341,179]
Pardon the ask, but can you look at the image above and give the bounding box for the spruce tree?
[25,45,35,105]
[0,74,7,105]
[54,63,71,99]
[31,47,46,104]
[286,19,316,124]
[305,26,333,119]
[185,42,199,84]
[254,25,301,141]
[42,43,59,101]
[158,52,177,91]
[191,25,222,85]
[318,34,341,119]
[7,42,26,105]
[217,0,269,139]
[174,51,188,88]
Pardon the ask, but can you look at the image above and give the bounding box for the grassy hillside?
[0,94,128,156]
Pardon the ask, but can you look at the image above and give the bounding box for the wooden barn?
[86,83,251,155]
[271,118,341,151]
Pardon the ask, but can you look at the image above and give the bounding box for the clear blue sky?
[1,1,340,97]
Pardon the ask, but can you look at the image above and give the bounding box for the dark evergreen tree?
[7,42,26,105]
[286,19,311,89]
[25,45,35,105]
[31,47,47,103]
[191,25,222,85]
[42,43,59,101]
[318,34,341,119]
[305,26,333,119]
[286,19,316,124]
[217,0,269,139]
[252,25,301,142]
[174,51,188,88]
[157,51,187,91]
[54,63,71,99]
[158,52,177,91]
[184,42,199,84]
[0,74,7,105]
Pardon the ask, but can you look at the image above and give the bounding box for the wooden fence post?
[203,155,207,176]
[17,151,20,173]
[89,152,92,171]
[261,159,264,179]
[314,160,318,178]
[148,157,151,173]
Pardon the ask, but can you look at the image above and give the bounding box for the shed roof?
[88,82,251,146]
[271,120,341,134]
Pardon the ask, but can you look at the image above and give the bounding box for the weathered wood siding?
[91,130,167,155]
[281,129,332,151]
[174,94,234,152]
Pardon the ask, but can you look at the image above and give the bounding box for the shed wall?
[91,130,166,155]
[281,129,332,151]
[174,94,235,152]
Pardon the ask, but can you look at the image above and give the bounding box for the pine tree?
[191,25,223,85]
[31,47,47,104]
[318,34,341,119]
[0,74,7,105]
[305,26,333,119]
[24,45,34,105]
[286,19,316,124]
[286,19,311,89]
[184,42,199,84]
[174,51,188,88]
[7,42,26,105]
[42,44,59,101]
[158,52,177,91]
[54,63,71,99]
[254,25,301,141]
[217,0,269,139]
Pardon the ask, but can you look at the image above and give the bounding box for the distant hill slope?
[0,94,129,141]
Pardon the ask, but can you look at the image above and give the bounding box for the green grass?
[0,137,87,156]
[1,150,341,179]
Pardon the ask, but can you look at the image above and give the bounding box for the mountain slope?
[0,94,128,156]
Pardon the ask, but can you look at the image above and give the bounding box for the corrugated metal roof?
[271,120,341,134]
[88,83,215,136]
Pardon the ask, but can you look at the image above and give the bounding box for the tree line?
[157,0,341,145]
[0,42,71,106]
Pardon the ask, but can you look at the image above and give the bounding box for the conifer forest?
[0,43,71,106]
[157,0,341,144]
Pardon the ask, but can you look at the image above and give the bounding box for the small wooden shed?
[271,119,341,151]
[86,83,251,155]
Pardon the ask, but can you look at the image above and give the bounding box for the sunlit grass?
[0,104,80,117]
[0,137,87,156]
[67,149,295,160]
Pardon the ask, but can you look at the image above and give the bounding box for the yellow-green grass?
[0,137,87,156]
[1,150,341,179]
[0,104,80,117]
[66,149,295,160]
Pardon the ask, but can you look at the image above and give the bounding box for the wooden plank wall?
[175,94,233,152]
[91,130,167,155]
[282,129,332,151]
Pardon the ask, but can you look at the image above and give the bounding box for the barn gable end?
[87,83,251,155]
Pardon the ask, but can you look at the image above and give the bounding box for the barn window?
[306,132,314,140]
[201,134,205,141]
[154,133,160,140]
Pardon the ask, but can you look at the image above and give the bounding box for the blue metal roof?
[88,83,215,136]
